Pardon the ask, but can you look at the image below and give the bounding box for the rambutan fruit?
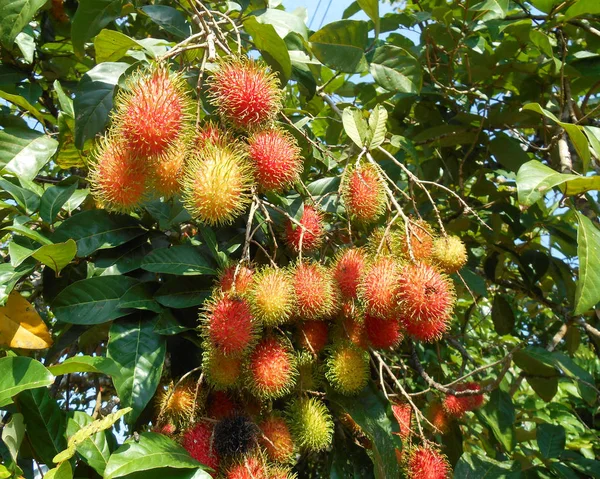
[426,402,450,434]
[203,347,243,390]
[247,267,295,327]
[148,143,186,198]
[391,402,412,440]
[432,235,468,274]
[202,294,257,356]
[259,414,295,463]
[404,444,451,479]
[113,65,193,159]
[248,128,303,192]
[225,456,269,479]
[286,397,333,452]
[364,314,403,350]
[88,136,148,212]
[156,381,197,426]
[181,142,254,226]
[206,391,238,419]
[219,264,255,295]
[292,262,338,320]
[284,205,324,253]
[342,163,386,223]
[153,422,176,435]
[442,382,484,417]
[214,414,258,457]
[358,256,399,318]
[247,336,297,399]
[297,320,329,354]
[268,465,297,479]
[338,314,369,350]
[325,341,370,396]
[195,120,229,149]
[333,248,367,300]
[399,220,436,262]
[208,58,283,130]
[366,226,404,259]
[181,421,220,472]
[295,351,321,391]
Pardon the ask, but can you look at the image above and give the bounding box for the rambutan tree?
[0,0,599,478]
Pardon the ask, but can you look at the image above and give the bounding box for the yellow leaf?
[0,292,53,349]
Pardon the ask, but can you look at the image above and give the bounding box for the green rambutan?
[203,347,243,390]
[297,320,329,354]
[342,163,386,223]
[442,382,484,417]
[404,444,451,479]
[364,314,403,350]
[391,402,413,440]
[156,381,197,427]
[247,336,297,399]
[181,421,220,472]
[358,256,399,318]
[285,204,324,253]
[213,414,258,457]
[365,226,404,258]
[325,341,370,396]
[247,267,295,327]
[259,414,295,463]
[218,264,255,295]
[225,455,269,479]
[333,248,367,300]
[432,235,468,274]
[286,397,333,452]
[295,351,321,391]
[292,262,338,320]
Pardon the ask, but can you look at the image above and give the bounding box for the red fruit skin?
[402,221,435,261]
[150,146,185,198]
[181,422,220,472]
[359,257,399,318]
[205,295,255,355]
[292,263,337,320]
[259,416,295,462]
[248,337,295,398]
[364,314,403,349]
[226,456,268,479]
[443,382,484,417]
[343,165,385,223]
[196,121,228,149]
[206,391,238,420]
[153,423,176,435]
[405,445,451,479]
[391,402,412,439]
[298,321,329,354]
[340,315,369,350]
[219,265,254,294]
[285,205,324,253]
[426,402,450,434]
[333,249,367,299]
[248,129,302,192]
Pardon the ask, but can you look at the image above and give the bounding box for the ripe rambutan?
[195,121,229,149]
[247,267,295,327]
[156,381,196,426]
[225,456,269,479]
[182,143,254,225]
[325,341,370,396]
[391,402,412,440]
[247,336,297,399]
[364,314,403,350]
[338,314,369,350]
[297,321,329,354]
[432,235,468,274]
[248,128,303,192]
[292,262,338,320]
[399,220,436,262]
[214,415,258,457]
[88,136,148,212]
[286,397,333,452]
[202,294,257,356]
[342,163,386,223]
[203,347,243,390]
[208,58,283,130]
[219,264,255,295]
[284,205,324,253]
[259,414,295,463]
[404,444,451,479]
[442,382,484,417]
[153,422,176,435]
[333,248,367,300]
[358,256,399,318]
[113,65,193,158]
[181,421,220,472]
[148,143,186,198]
[206,391,238,419]
[426,402,450,434]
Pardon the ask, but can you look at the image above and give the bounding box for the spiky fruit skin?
[286,397,333,452]
[285,205,324,253]
[149,145,186,198]
[225,456,269,479]
[295,352,321,391]
[297,321,329,354]
[195,121,229,149]
[426,402,450,434]
[202,294,257,356]
[208,58,283,130]
[181,421,220,472]
[339,315,369,350]
[366,227,404,258]
[247,337,297,399]
[214,415,258,457]
[359,256,399,318]
[400,221,436,261]
[292,262,338,320]
[219,264,255,295]
[404,445,451,479]
[364,314,403,350]
[442,382,484,417]
[259,415,295,463]
[433,235,467,274]
[153,422,176,435]
[248,129,302,192]
[398,263,455,342]
[182,143,254,225]
[342,163,386,223]
[206,391,238,419]
[113,65,193,159]
[156,382,196,427]
[325,342,369,396]
[248,267,295,327]
[333,248,367,300]
[391,402,412,440]
[268,465,297,479]
[89,136,148,212]
[203,348,243,390]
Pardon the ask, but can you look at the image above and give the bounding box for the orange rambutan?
[259,414,295,463]
[400,220,436,262]
[364,314,403,350]
[426,402,450,434]
[342,163,386,223]
[297,321,329,354]
[181,421,220,472]
[247,336,297,399]
[156,381,197,426]
[391,402,413,440]
[333,248,367,300]
[225,456,269,479]
[248,128,303,192]
[203,347,243,390]
[404,444,451,479]
[442,382,484,417]
[358,256,399,318]
[284,205,324,253]
[148,143,186,198]
[219,264,255,295]
[247,267,295,327]
[292,262,338,320]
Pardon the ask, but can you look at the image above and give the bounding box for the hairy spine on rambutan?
[206,391,238,419]
[213,415,258,457]
[208,57,283,130]
[225,455,269,479]
[284,205,324,253]
[247,336,297,399]
[156,381,197,427]
[297,321,329,354]
[364,314,403,350]
[286,397,334,452]
[247,267,295,327]
[325,341,370,396]
[432,235,468,274]
[400,220,436,262]
[148,141,187,198]
[203,347,243,390]
[426,402,450,434]
[182,142,254,226]
[259,414,295,463]
[195,120,229,150]
[442,382,484,417]
[391,402,413,440]
[292,262,338,320]
[248,128,303,192]
[404,444,451,479]
[218,264,255,295]
[358,256,400,318]
[333,248,367,300]
[181,421,220,472]
[295,351,322,391]
[268,465,298,479]
[336,313,369,350]
[341,163,386,223]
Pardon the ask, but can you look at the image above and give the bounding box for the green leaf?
[574,212,600,315]
[470,0,509,20]
[66,412,110,476]
[141,245,216,276]
[476,389,515,452]
[530,0,562,13]
[368,105,387,149]
[153,309,191,335]
[0,260,36,306]
[243,16,292,85]
[489,133,530,172]
[44,462,72,479]
[342,107,369,148]
[107,316,166,424]
[29,240,77,274]
[537,424,566,459]
[15,29,35,64]
[120,282,162,312]
[40,181,79,224]
[0,177,40,214]
[551,351,597,405]
[526,377,558,402]
[253,8,308,39]
[513,347,558,378]
[454,453,521,478]
[0,88,47,125]
[94,29,145,63]
[491,294,515,335]
[306,177,341,196]
[52,210,146,257]
[95,235,151,275]
[48,355,122,378]
[370,45,422,94]
[0,356,54,407]
[73,62,129,149]
[0,0,47,47]
[309,20,369,73]
[52,276,140,325]
[564,0,600,19]
[1,134,58,181]
[140,5,192,39]
[357,0,379,37]
[2,413,25,462]
[154,279,211,309]
[53,80,75,118]
[71,0,126,57]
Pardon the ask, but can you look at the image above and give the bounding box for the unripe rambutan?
[247,267,295,327]
[219,264,255,295]
[181,421,220,472]
[182,143,254,225]
[268,465,297,479]
[148,143,186,198]
[284,205,324,253]
[195,121,229,149]
[203,348,243,390]
[358,256,399,318]
[259,415,295,463]
[113,65,193,158]
[248,128,303,192]
[399,220,436,262]
[225,456,269,479]
[442,382,484,417]
[292,262,338,320]
[364,314,403,350]
[342,163,386,223]
[247,336,297,399]
[88,136,148,212]
[432,235,468,274]
[333,248,367,300]
[286,397,333,452]
[208,58,283,129]
[297,320,329,354]
[202,294,257,356]
[295,352,321,391]
[156,381,197,426]
[325,341,370,396]
[391,402,412,440]
[207,391,238,419]
[426,402,450,434]
[214,415,258,457]
[404,445,451,479]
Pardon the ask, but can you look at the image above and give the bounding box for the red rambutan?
[339,314,369,350]
[400,221,436,262]
[391,402,412,440]
[153,422,176,435]
[206,391,238,420]
[442,382,484,417]
[342,163,386,223]
[181,421,220,472]
[358,256,399,318]
[426,402,450,434]
[333,248,367,300]
[297,321,329,354]
[259,415,295,463]
[195,121,229,149]
[284,205,324,253]
[404,445,451,479]
[364,314,403,350]
[292,262,338,320]
[247,336,297,399]
[219,264,255,295]
[225,456,269,479]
